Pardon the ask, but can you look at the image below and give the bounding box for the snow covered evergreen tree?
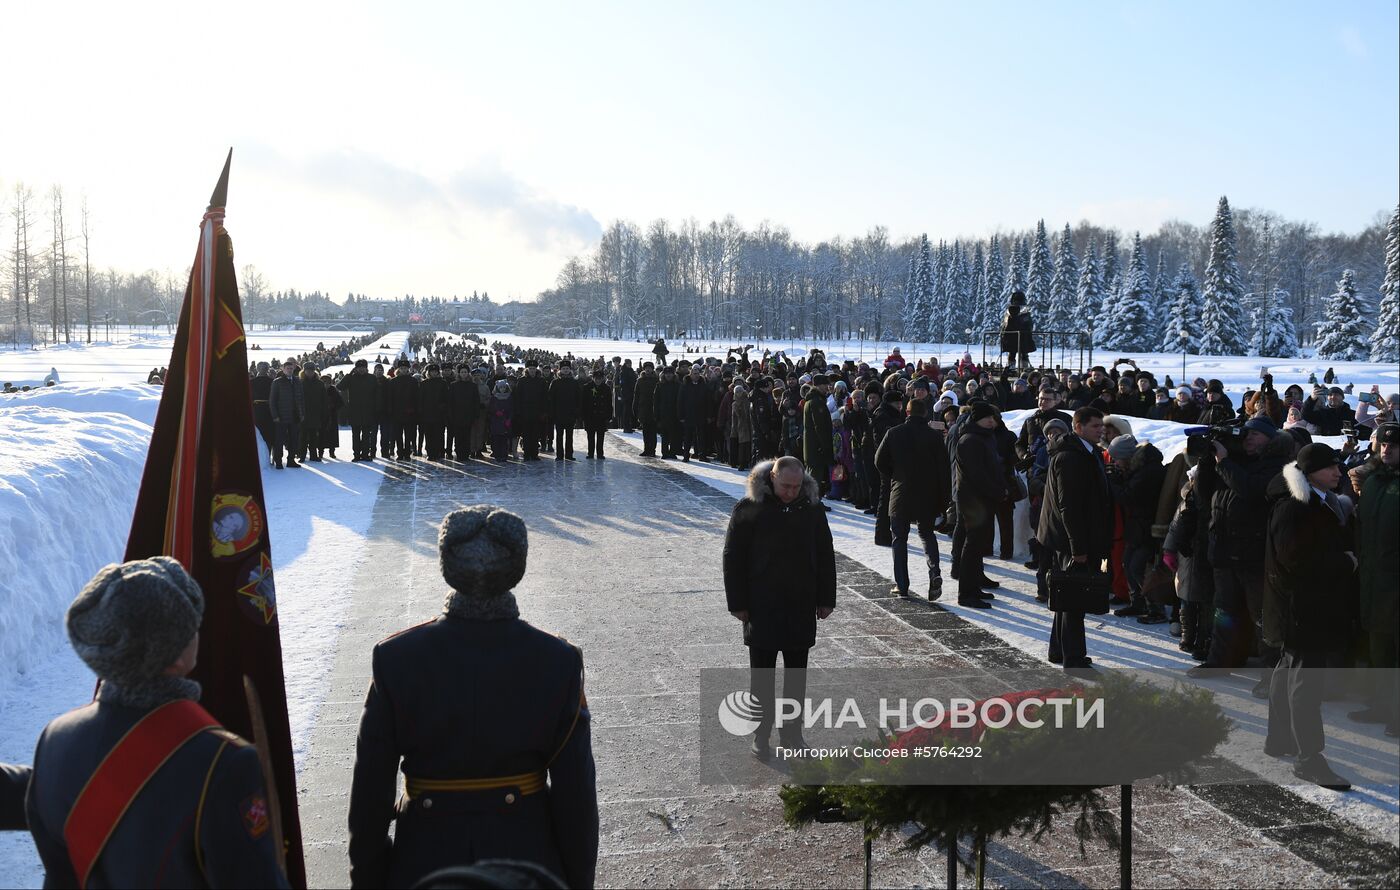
[1077,239,1104,345]
[1004,237,1027,300]
[903,235,933,342]
[968,241,986,337]
[1150,251,1168,347]
[903,253,919,341]
[1100,232,1120,297]
[1252,287,1300,358]
[1159,263,1201,353]
[1314,269,1370,361]
[1026,219,1053,315]
[985,236,1006,336]
[1047,223,1078,332]
[1104,233,1154,351]
[1198,196,1249,356]
[944,241,972,344]
[928,241,948,342]
[1372,204,1400,362]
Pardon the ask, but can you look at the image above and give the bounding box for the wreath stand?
[858,785,1134,890]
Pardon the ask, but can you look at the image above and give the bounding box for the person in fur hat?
[1262,444,1358,791]
[26,559,288,888]
[349,507,598,888]
[722,457,837,759]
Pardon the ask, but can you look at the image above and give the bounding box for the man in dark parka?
[548,362,583,460]
[1263,444,1358,790]
[875,398,951,601]
[722,457,836,759]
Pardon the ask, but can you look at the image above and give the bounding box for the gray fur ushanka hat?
[66,557,204,688]
[439,505,528,596]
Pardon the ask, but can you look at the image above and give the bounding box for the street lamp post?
[1180,329,1189,383]
[790,324,796,355]
[859,326,865,362]
[755,319,762,351]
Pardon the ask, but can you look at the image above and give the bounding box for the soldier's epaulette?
[205,727,250,748]
[378,618,437,645]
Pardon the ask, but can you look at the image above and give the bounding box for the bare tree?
[82,197,92,343]
[10,183,35,345]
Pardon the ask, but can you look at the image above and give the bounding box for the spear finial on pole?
[207,148,233,211]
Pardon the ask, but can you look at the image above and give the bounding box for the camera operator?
[1302,385,1355,436]
[1188,415,1293,677]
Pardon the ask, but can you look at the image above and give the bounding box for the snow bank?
[0,390,160,692]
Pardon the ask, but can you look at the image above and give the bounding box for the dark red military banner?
[123,151,306,887]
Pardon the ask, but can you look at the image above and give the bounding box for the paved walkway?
[299,436,1398,888]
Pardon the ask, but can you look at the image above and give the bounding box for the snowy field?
[0,329,1396,883]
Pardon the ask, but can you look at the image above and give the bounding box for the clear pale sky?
[1,0,1395,302]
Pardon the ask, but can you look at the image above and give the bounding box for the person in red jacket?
[882,347,907,371]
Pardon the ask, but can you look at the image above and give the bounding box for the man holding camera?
[1302,385,1355,436]
[1189,416,1292,676]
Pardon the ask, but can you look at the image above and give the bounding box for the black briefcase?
[1048,565,1112,614]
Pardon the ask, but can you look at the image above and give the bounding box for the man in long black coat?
[953,402,1006,608]
[386,360,420,460]
[548,362,582,460]
[512,362,549,461]
[614,358,637,432]
[875,398,951,601]
[582,369,612,459]
[417,364,450,461]
[632,363,660,456]
[722,457,836,759]
[339,359,380,461]
[1039,407,1114,669]
[677,364,708,462]
[654,366,681,459]
[349,507,597,887]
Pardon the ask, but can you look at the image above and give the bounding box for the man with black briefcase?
[1039,407,1115,672]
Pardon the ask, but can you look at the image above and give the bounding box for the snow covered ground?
[0,329,414,886]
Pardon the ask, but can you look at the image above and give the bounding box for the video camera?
[1183,420,1246,460]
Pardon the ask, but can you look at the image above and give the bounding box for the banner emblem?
[236,552,277,625]
[210,492,264,559]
